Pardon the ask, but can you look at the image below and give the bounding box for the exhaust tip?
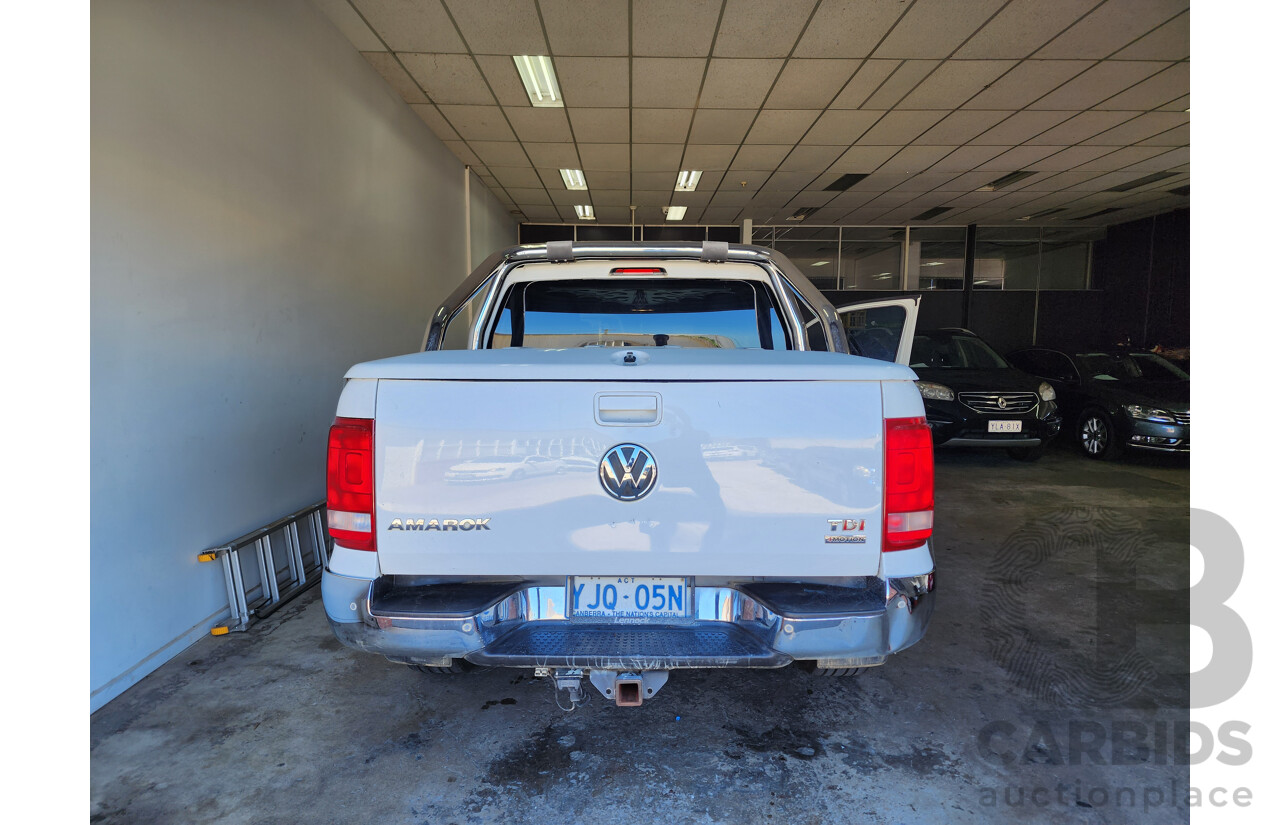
[615,679,643,707]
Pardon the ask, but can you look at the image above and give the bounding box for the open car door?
[833,296,921,366]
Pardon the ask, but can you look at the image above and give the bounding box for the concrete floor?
[91,444,1190,824]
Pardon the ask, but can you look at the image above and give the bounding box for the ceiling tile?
[442,140,481,165]
[702,206,744,224]
[632,109,694,143]
[873,0,1007,59]
[591,190,633,207]
[1035,0,1189,59]
[437,105,516,141]
[1137,123,1187,146]
[469,141,531,167]
[760,171,823,192]
[828,60,901,109]
[567,108,630,143]
[1030,61,1171,110]
[472,55,533,107]
[954,0,1100,59]
[874,145,956,174]
[555,57,630,107]
[795,1,912,58]
[523,142,579,167]
[914,110,1012,145]
[1010,171,1102,191]
[856,111,947,145]
[718,170,771,189]
[537,2,628,54]
[410,104,459,140]
[681,145,739,170]
[593,206,633,222]
[632,173,676,190]
[578,143,631,171]
[503,107,573,143]
[745,110,821,144]
[361,53,427,103]
[1071,146,1170,171]
[927,144,1013,172]
[1023,145,1118,172]
[1112,10,1189,60]
[778,145,845,172]
[802,109,883,145]
[1121,146,1188,171]
[831,145,902,172]
[896,61,1018,109]
[970,110,1074,144]
[688,109,757,144]
[1097,62,1190,110]
[353,0,465,53]
[520,206,560,221]
[888,172,961,192]
[730,145,792,170]
[1082,112,1188,146]
[961,60,1091,109]
[700,59,784,108]
[633,0,722,57]
[633,144,685,172]
[863,61,942,109]
[976,145,1063,170]
[400,54,495,105]
[441,0,546,54]
[672,191,715,208]
[632,58,706,108]
[581,171,630,189]
[547,188,583,206]
[1025,111,1136,145]
[313,0,385,51]
[488,166,544,189]
[714,0,817,57]
[764,59,860,109]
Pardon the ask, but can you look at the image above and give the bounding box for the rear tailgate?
[363,348,919,577]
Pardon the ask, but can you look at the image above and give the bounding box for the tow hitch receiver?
[589,670,669,706]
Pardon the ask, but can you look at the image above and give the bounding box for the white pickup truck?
[321,241,935,707]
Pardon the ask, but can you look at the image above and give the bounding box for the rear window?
[489,279,788,350]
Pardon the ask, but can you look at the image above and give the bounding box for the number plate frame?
[569,576,690,620]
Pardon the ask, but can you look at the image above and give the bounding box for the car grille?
[958,391,1039,414]
[1173,410,1190,425]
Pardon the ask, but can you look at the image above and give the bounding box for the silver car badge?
[599,444,658,501]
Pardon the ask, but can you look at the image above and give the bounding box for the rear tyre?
[1006,444,1046,462]
[1078,410,1122,461]
[413,660,476,675]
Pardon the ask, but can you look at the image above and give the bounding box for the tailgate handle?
[595,393,661,426]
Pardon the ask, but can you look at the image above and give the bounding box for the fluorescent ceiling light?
[810,261,829,267]
[513,56,563,107]
[559,169,587,190]
[873,273,894,280]
[674,170,703,192]
[921,261,944,267]
[574,205,595,220]
[664,206,687,221]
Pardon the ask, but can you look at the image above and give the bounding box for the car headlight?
[1037,381,1056,402]
[917,381,955,401]
[1124,404,1176,423]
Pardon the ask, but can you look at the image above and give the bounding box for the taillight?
[327,417,375,552]
[884,416,933,551]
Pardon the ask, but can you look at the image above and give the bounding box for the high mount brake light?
[609,267,666,275]
[327,417,375,552]
[883,417,933,551]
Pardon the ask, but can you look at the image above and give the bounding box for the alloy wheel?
[1081,415,1107,455]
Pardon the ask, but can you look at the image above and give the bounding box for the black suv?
[910,329,1062,461]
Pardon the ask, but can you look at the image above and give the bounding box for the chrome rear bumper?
[323,571,935,670]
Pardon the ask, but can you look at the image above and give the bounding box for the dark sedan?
[1006,347,1189,460]
[910,329,1062,461]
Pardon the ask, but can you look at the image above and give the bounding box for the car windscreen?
[489,278,788,349]
[910,333,1009,369]
[1076,352,1188,382]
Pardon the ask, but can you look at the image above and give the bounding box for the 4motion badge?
[826,518,867,544]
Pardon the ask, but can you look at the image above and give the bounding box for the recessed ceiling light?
[513,56,563,107]
[810,261,829,267]
[873,273,894,280]
[664,205,688,221]
[559,169,587,190]
[574,205,595,220]
[921,261,944,267]
[675,171,703,192]
[978,170,1035,191]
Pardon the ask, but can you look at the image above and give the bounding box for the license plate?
[988,420,1023,433]
[570,576,688,619]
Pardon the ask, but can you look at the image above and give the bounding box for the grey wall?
[91,0,514,711]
